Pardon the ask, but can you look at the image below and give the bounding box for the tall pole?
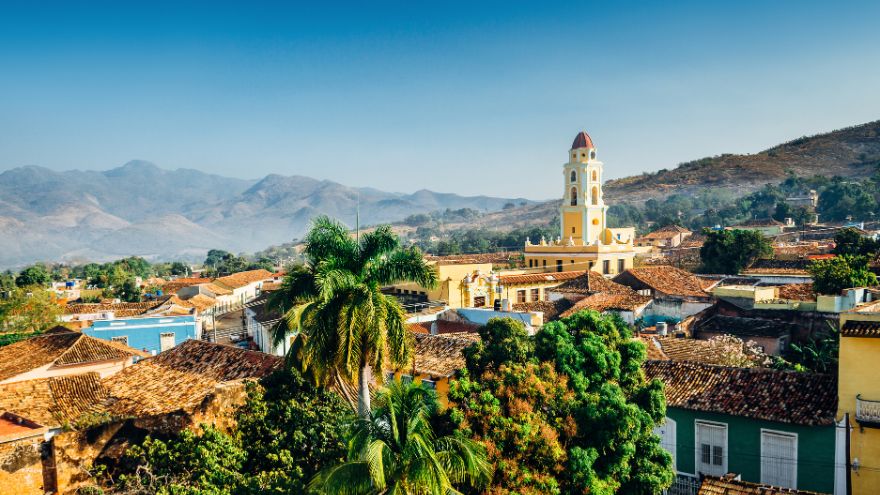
[845,412,852,495]
[356,191,360,244]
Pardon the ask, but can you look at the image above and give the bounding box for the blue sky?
[1,1,879,199]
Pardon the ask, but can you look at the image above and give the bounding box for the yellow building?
[389,260,494,308]
[524,131,636,275]
[838,298,880,494]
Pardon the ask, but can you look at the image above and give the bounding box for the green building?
[645,360,838,494]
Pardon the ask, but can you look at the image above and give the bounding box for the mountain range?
[2,119,878,269]
[0,162,531,269]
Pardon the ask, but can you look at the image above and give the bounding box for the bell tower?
[561,131,606,246]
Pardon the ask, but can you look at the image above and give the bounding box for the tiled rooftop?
[64,300,164,317]
[640,225,691,240]
[512,299,574,323]
[102,339,282,417]
[644,360,837,426]
[549,270,632,295]
[499,269,586,286]
[699,474,827,495]
[613,265,710,298]
[696,315,796,338]
[426,252,523,266]
[214,269,274,289]
[559,291,652,317]
[775,283,816,301]
[411,333,477,378]
[0,328,148,383]
[642,336,735,366]
[158,278,213,295]
[0,373,107,427]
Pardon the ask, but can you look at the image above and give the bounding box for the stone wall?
[0,436,45,495]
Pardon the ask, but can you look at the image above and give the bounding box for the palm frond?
[365,247,438,288]
[358,225,400,264]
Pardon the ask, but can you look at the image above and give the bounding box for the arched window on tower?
[591,186,599,205]
[570,170,577,182]
[570,187,578,206]
[591,170,597,181]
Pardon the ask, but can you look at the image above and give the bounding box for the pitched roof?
[426,252,522,266]
[641,225,692,240]
[512,299,574,323]
[214,269,273,289]
[696,315,796,338]
[560,291,652,317]
[64,300,164,317]
[549,270,632,295]
[202,282,233,296]
[644,360,837,426]
[0,373,108,427]
[699,475,828,495]
[411,333,478,378]
[499,269,586,286]
[158,278,213,295]
[0,328,148,382]
[841,320,880,337]
[102,339,282,417]
[743,259,811,276]
[643,336,736,366]
[613,265,709,298]
[169,294,216,312]
[737,218,785,227]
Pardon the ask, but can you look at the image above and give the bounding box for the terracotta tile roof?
[64,300,164,317]
[202,282,233,296]
[776,283,816,301]
[640,338,669,361]
[644,360,837,426]
[434,320,480,335]
[512,299,574,323]
[743,259,811,276]
[560,292,652,317]
[841,320,880,337]
[0,373,108,427]
[0,328,147,382]
[699,475,828,495]
[159,278,213,295]
[499,269,586,286]
[613,265,709,298]
[549,270,632,295]
[641,225,692,240]
[215,269,274,289]
[642,336,734,366]
[408,323,431,334]
[696,315,795,339]
[102,339,282,417]
[411,333,478,378]
[169,294,216,312]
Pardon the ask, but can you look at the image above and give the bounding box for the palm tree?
[269,216,437,417]
[308,381,491,494]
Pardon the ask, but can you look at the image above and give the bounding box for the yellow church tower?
[524,130,636,275]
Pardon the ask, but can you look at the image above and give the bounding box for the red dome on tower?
[571,131,595,150]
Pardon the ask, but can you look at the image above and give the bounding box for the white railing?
[856,395,880,424]
[665,473,700,495]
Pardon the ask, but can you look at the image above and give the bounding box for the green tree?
[785,323,839,374]
[205,249,232,267]
[269,216,437,417]
[170,261,192,276]
[0,270,15,291]
[115,277,142,302]
[699,229,773,274]
[0,289,62,336]
[309,381,490,495]
[809,255,878,295]
[15,264,51,287]
[450,313,673,495]
[117,426,246,494]
[236,368,349,493]
[832,227,880,257]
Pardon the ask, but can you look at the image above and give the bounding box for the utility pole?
[845,412,852,495]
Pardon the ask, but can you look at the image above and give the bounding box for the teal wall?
[666,407,835,493]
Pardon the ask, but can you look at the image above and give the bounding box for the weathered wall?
[0,436,44,495]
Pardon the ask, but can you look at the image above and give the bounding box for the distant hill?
[604,120,880,203]
[0,161,532,268]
